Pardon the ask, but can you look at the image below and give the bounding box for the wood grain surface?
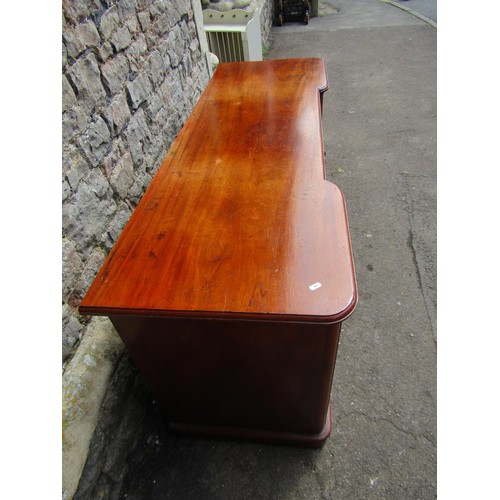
[80,58,357,323]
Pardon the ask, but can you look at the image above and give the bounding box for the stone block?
[189,37,200,58]
[169,0,190,21]
[110,25,133,52]
[79,116,112,167]
[89,167,113,200]
[64,147,91,192]
[144,136,167,172]
[144,8,180,48]
[146,50,164,86]
[67,246,108,308]
[62,106,89,142]
[126,72,153,109]
[145,91,163,119]
[62,75,77,112]
[163,66,184,101]
[107,93,131,135]
[102,139,126,179]
[99,5,120,39]
[68,53,107,113]
[62,304,84,361]
[117,0,138,20]
[62,106,88,142]
[180,51,193,79]
[127,169,154,205]
[63,179,71,201]
[64,20,101,59]
[87,117,111,154]
[63,239,84,302]
[102,203,132,251]
[184,75,195,97]
[154,104,170,131]
[110,152,135,199]
[123,108,152,165]
[157,39,172,67]
[126,33,148,72]
[98,41,114,62]
[150,0,169,17]
[102,54,130,95]
[187,17,198,39]
[165,25,185,68]
[137,9,151,31]
[62,42,68,69]
[63,0,102,24]
[63,169,116,259]
[125,14,139,34]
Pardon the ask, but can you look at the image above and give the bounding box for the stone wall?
[62,0,211,366]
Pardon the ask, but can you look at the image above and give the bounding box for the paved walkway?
[74,1,436,497]
[391,0,436,23]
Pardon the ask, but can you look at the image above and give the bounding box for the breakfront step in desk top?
[80,58,357,447]
[80,58,357,323]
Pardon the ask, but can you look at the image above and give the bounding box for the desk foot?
[169,407,332,448]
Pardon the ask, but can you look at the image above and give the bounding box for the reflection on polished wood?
[80,58,357,447]
[80,58,355,322]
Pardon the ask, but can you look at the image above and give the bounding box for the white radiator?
[202,8,262,63]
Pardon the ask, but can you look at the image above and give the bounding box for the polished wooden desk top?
[80,58,356,323]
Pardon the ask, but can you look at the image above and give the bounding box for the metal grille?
[202,8,262,63]
[207,31,245,63]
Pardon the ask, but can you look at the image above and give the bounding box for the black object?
[275,0,311,25]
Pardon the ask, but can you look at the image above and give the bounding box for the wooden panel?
[109,316,341,439]
[80,58,357,323]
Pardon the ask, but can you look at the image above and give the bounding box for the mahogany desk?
[80,58,357,448]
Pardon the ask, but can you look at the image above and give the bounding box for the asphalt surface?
[75,1,437,498]
[396,0,436,22]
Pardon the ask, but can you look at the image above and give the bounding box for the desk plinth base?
[169,406,332,449]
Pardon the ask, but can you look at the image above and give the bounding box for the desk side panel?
[110,315,342,435]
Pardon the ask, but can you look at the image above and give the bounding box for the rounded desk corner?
[318,291,358,325]
[315,58,329,95]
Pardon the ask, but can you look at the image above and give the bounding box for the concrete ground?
[74,0,436,497]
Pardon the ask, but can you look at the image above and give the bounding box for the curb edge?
[379,0,437,29]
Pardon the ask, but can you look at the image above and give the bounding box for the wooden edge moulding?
[80,58,357,448]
